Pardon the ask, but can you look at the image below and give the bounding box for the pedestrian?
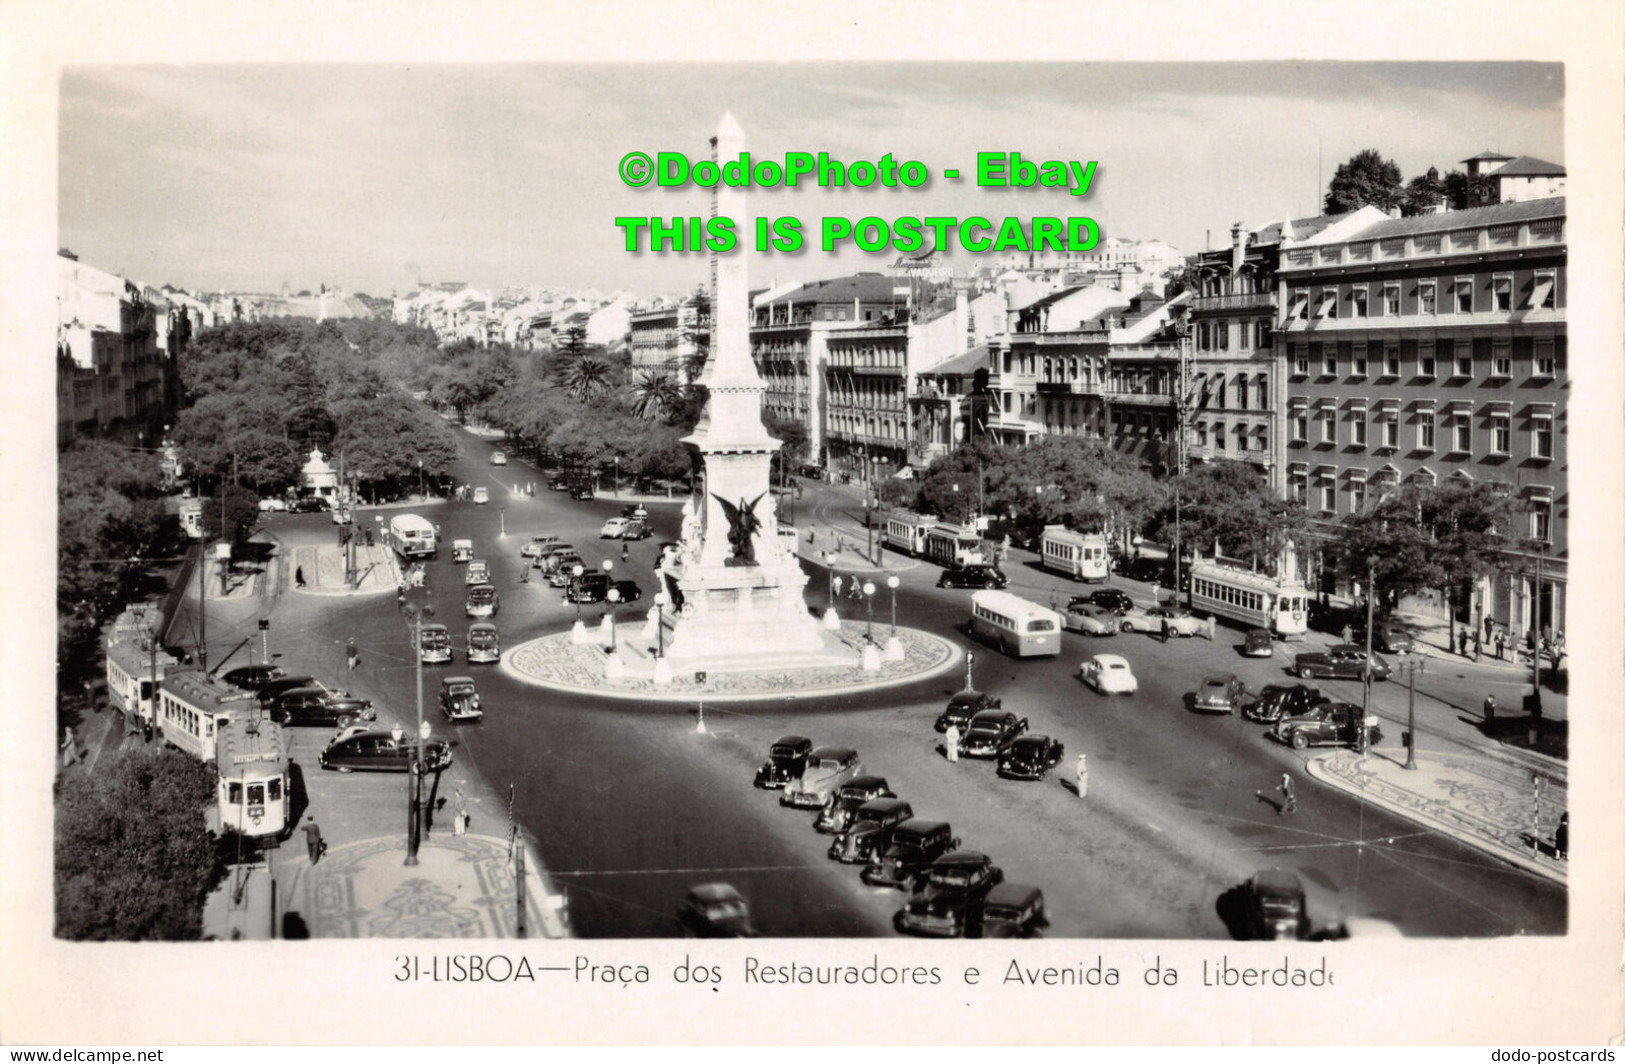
[1458,629,1470,657]
[849,577,862,600]
[832,575,844,599]
[621,541,629,563]
[1483,694,1496,725]
[1495,628,1505,660]
[1473,629,1482,662]
[303,818,327,865]
[346,638,358,670]
[61,726,78,768]
[1278,771,1297,815]
[295,565,307,588]
[944,723,960,763]
[1073,752,1088,799]
[1554,812,1568,860]
[1160,617,1170,644]
[520,565,529,584]
[1341,624,1352,644]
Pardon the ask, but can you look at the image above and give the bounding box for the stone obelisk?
[657,113,835,671]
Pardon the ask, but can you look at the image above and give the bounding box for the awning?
[1314,396,1338,410]
[1444,399,1474,414]
[1375,398,1400,418]
[1287,461,1309,475]
[1315,292,1337,317]
[1525,483,1555,501]
[1529,402,1555,419]
[1345,467,1368,482]
[1287,395,1310,408]
[1526,279,1553,309]
[1347,397,1370,414]
[1312,463,1337,478]
[1484,399,1513,412]
[1414,399,1437,413]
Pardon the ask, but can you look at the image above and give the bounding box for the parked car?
[1293,645,1391,681]
[828,798,914,864]
[937,565,1008,590]
[1272,701,1382,750]
[815,775,895,834]
[549,477,570,491]
[466,622,501,664]
[1086,588,1135,615]
[566,571,610,604]
[894,851,1005,937]
[438,675,483,723]
[290,496,329,513]
[976,883,1047,938]
[452,539,475,563]
[1356,620,1415,655]
[490,451,508,466]
[861,820,960,891]
[465,583,500,618]
[269,687,376,728]
[1121,605,1203,636]
[570,485,594,501]
[1243,627,1275,657]
[959,709,1029,758]
[610,579,642,604]
[935,690,1001,733]
[255,674,321,706]
[257,497,288,513]
[1243,869,1309,940]
[1062,602,1119,636]
[1192,673,1247,714]
[753,735,813,790]
[1242,683,1328,724]
[1079,653,1138,694]
[472,486,490,505]
[780,746,862,808]
[319,730,453,774]
[676,883,756,938]
[519,535,556,559]
[997,734,1065,781]
[600,517,633,539]
[465,561,490,586]
[1117,556,1170,587]
[221,663,287,692]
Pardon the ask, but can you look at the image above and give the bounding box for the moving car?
[268,687,376,728]
[1085,588,1135,615]
[1243,869,1309,941]
[1293,644,1391,681]
[1243,627,1275,658]
[976,883,1048,939]
[550,477,570,492]
[565,571,610,604]
[815,776,896,835]
[221,663,287,693]
[419,623,453,664]
[610,579,641,604]
[472,486,490,505]
[318,730,453,774]
[621,519,651,540]
[936,565,1008,590]
[861,820,960,891]
[438,676,484,723]
[1079,653,1138,694]
[570,485,594,501]
[599,517,633,539]
[959,709,1029,758]
[465,583,500,618]
[1192,673,1247,714]
[452,539,475,563]
[753,735,813,790]
[465,622,500,664]
[254,674,321,706]
[1241,683,1328,724]
[780,746,863,809]
[290,496,329,513]
[894,851,1005,937]
[828,798,914,864]
[1120,605,1203,636]
[331,507,352,525]
[465,560,490,586]
[519,535,556,559]
[1062,602,1119,636]
[1271,701,1382,750]
[676,883,756,938]
[490,451,507,466]
[935,690,1001,733]
[996,734,1066,781]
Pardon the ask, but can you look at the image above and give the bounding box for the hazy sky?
[58,62,1564,298]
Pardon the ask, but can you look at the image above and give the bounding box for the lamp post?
[1530,541,1546,715]
[1400,657,1425,770]
[500,506,506,538]
[571,564,585,622]
[613,456,620,498]
[404,603,434,866]
[417,458,424,499]
[863,581,876,645]
[605,587,622,652]
[1358,557,1375,755]
[654,591,668,658]
[887,575,900,637]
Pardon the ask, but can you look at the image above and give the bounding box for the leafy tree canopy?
[1324,149,1404,215]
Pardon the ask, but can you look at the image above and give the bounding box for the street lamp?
[403,602,434,866]
[500,506,507,538]
[654,591,668,658]
[863,581,876,645]
[571,564,585,622]
[1400,657,1425,770]
[417,458,424,499]
[613,456,620,498]
[606,587,622,653]
[886,574,900,638]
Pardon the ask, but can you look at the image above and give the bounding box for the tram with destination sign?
[214,717,291,839]
[1187,561,1311,639]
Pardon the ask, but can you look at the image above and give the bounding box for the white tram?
[882,512,937,556]
[1187,561,1311,638]
[105,630,180,733]
[214,717,291,840]
[923,522,987,570]
[1039,526,1110,582]
[157,669,259,762]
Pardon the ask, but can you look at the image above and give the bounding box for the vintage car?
[565,571,610,603]
[419,623,453,664]
[1354,620,1415,655]
[861,820,960,891]
[451,538,475,563]
[1083,588,1135,615]
[976,883,1048,939]
[489,450,507,466]
[465,560,490,586]
[935,690,1001,733]
[254,674,321,706]
[438,675,483,723]
[1242,627,1275,658]
[1192,673,1247,714]
[610,579,642,604]
[268,687,376,728]
[549,477,570,492]
[537,546,580,574]
[519,535,557,559]
[959,709,1029,758]
[1062,602,1119,636]
[780,746,862,809]
[472,486,490,505]
[814,776,895,834]
[894,851,1005,937]
[319,730,453,774]
[1079,653,1138,695]
[676,883,756,938]
[465,583,500,618]
[753,735,813,790]
[599,517,633,539]
[1294,645,1391,681]
[1242,683,1328,724]
[828,798,915,864]
[221,663,287,693]
[570,484,594,501]
[1120,604,1203,636]
[936,565,1008,590]
[620,519,652,540]
[466,622,500,664]
[257,497,288,513]
[1271,701,1382,750]
[1243,868,1309,941]
[996,734,1065,781]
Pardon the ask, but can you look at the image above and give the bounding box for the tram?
[214,717,291,840]
[1187,561,1311,638]
[105,631,180,734]
[157,668,260,762]
[1038,526,1110,582]
[923,522,987,570]
[882,512,937,557]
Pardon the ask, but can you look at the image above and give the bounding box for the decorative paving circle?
[502,621,963,703]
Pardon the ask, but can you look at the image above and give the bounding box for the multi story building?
[56,254,179,449]
[628,295,712,382]
[1278,196,1567,634]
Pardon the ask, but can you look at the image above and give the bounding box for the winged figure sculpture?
[712,491,767,566]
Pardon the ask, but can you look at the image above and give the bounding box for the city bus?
[968,590,1063,658]
[385,513,438,561]
[1039,526,1110,582]
[157,668,260,762]
[214,717,291,840]
[882,512,937,557]
[924,522,987,570]
[1187,562,1311,639]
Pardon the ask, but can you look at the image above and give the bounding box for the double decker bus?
[968,590,1062,658]
[882,512,937,557]
[156,669,259,762]
[924,522,987,570]
[1188,562,1311,638]
[214,717,291,840]
[1039,526,1110,582]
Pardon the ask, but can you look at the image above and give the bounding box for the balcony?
[1190,291,1274,313]
[1104,390,1176,408]
[1036,380,1102,396]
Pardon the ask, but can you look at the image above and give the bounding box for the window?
[1320,411,1335,444]
[1217,322,1229,351]
[1533,340,1555,377]
[1217,379,1227,408]
[1383,343,1400,377]
[1454,277,1474,313]
[1319,481,1335,513]
[1291,411,1308,442]
[1256,321,1272,349]
[1323,345,1337,375]
[1350,287,1368,317]
[1452,415,1472,454]
[1419,280,1437,314]
[1531,415,1554,459]
[1236,376,1249,410]
[1493,275,1512,311]
[1382,418,1399,449]
[1454,343,1473,378]
[1418,340,1436,377]
[1418,412,1435,450]
[1383,283,1401,315]
[1530,504,1551,544]
[1197,322,1209,350]
[1490,414,1510,454]
[1351,414,1367,446]
[1289,475,1306,503]
[1289,291,1309,320]
[1238,321,1251,351]
[1256,376,1268,408]
[1529,270,1556,309]
[1492,340,1511,377]
[1196,422,1208,447]
[1352,343,1368,377]
[1349,481,1366,514]
[1214,421,1226,450]
[1293,345,1309,376]
[1317,289,1338,319]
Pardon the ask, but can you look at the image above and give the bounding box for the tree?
[1444,169,1498,211]
[1149,461,1307,568]
[56,746,224,940]
[562,354,615,402]
[58,438,174,615]
[201,482,261,545]
[1401,167,1447,216]
[629,370,683,422]
[764,412,810,483]
[1324,149,1404,215]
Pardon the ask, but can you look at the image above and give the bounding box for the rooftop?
[1492,154,1566,178]
[1337,195,1565,242]
[919,344,991,378]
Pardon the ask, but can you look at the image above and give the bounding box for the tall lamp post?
[1400,657,1425,770]
[417,458,424,499]
[403,603,434,866]
[886,575,900,638]
[1358,557,1375,755]
[500,506,507,538]
[653,592,668,658]
[605,587,622,653]
[1530,541,1546,715]
[862,581,877,645]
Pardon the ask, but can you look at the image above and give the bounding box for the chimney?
[1231,222,1248,276]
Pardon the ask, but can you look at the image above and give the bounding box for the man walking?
[1279,772,1297,815]
[346,637,359,671]
[295,565,307,588]
[303,818,327,865]
[944,722,960,764]
[1073,752,1088,799]
[620,540,629,564]
[1160,616,1170,644]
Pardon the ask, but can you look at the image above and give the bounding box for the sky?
[58,62,1564,299]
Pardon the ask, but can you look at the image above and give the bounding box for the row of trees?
[1324,148,1499,217]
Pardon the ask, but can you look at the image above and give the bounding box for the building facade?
[56,254,180,449]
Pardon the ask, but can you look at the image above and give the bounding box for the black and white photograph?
[4,0,1622,1048]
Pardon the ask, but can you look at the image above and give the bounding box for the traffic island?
[289,541,402,596]
[1306,747,1567,883]
[502,620,961,704]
